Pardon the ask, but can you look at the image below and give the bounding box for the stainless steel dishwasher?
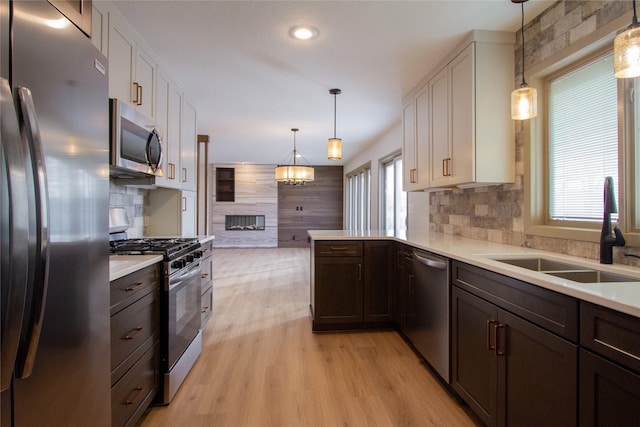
[412,249,450,383]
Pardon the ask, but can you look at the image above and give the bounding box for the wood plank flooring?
[140,248,476,427]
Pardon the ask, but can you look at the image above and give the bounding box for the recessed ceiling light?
[289,25,319,40]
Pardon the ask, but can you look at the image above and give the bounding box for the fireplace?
[225,215,265,231]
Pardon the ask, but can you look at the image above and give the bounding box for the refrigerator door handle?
[0,78,30,391]
[14,86,50,378]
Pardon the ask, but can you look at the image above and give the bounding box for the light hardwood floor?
[140,248,476,427]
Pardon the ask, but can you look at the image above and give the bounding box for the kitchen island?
[309,229,640,427]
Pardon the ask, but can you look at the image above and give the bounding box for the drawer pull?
[329,246,349,251]
[123,282,144,292]
[201,306,210,313]
[124,387,144,405]
[201,273,209,279]
[494,323,505,356]
[123,326,144,340]
[486,320,497,351]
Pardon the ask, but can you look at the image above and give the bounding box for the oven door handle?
[168,263,201,291]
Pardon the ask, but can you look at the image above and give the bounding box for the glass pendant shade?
[328,137,342,160]
[511,85,537,120]
[614,24,640,78]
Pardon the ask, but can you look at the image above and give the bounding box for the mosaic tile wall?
[429,0,640,266]
[109,180,148,238]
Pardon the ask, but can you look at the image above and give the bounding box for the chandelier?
[275,128,314,185]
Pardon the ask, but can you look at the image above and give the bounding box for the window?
[546,52,618,225]
[346,163,371,230]
[381,152,407,232]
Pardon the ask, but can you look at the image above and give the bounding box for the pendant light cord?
[333,93,337,138]
[634,0,638,26]
[292,129,297,166]
[520,1,527,87]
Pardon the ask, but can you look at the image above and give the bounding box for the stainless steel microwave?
[109,98,162,176]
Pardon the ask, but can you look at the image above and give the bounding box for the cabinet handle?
[182,197,187,211]
[122,282,144,292]
[486,320,497,351]
[329,246,348,251]
[201,306,210,314]
[182,167,187,182]
[358,263,362,280]
[442,158,446,177]
[494,323,505,356]
[410,168,417,183]
[124,387,144,405]
[132,82,139,105]
[201,273,209,279]
[445,158,452,176]
[123,326,144,340]
[137,84,143,106]
[168,163,176,180]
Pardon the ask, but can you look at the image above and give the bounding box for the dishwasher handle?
[413,252,447,270]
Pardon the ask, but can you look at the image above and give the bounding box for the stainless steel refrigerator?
[1,1,110,425]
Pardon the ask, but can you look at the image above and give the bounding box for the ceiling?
[111,0,554,166]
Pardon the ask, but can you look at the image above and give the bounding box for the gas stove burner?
[110,237,200,260]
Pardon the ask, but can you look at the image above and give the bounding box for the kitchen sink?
[545,270,640,283]
[494,257,591,272]
[492,256,640,284]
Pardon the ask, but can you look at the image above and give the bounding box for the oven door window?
[168,262,201,369]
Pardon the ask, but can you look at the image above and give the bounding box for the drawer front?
[581,301,640,373]
[111,290,158,374]
[201,252,213,290]
[315,241,363,257]
[452,261,579,341]
[201,285,213,326]
[110,263,160,315]
[111,343,159,427]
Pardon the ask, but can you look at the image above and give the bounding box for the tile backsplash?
[109,180,149,238]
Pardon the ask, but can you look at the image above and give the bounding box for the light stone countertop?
[109,255,164,282]
[308,229,640,318]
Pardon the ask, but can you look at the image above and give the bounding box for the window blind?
[548,53,619,222]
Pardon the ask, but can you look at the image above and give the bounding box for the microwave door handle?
[14,87,50,379]
[145,129,162,172]
[0,78,30,391]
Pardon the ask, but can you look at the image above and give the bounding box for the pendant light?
[614,0,640,78]
[275,128,315,185]
[328,88,342,160]
[511,0,537,120]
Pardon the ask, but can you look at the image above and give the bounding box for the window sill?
[526,225,640,248]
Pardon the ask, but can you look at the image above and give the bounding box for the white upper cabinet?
[403,30,515,190]
[402,86,430,191]
[108,13,155,119]
[181,98,197,191]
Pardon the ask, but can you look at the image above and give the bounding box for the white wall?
[343,120,429,231]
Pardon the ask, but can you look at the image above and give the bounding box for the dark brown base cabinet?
[579,302,640,426]
[110,263,161,427]
[451,262,578,427]
[393,243,414,338]
[311,240,393,331]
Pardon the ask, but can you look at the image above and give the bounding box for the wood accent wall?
[278,166,343,248]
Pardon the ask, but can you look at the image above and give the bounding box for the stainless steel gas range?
[110,237,203,404]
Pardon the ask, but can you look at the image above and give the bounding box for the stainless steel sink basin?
[492,256,640,284]
[493,257,590,272]
[546,270,640,283]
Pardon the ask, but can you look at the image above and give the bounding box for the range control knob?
[193,251,203,259]
[171,259,185,270]
[185,255,194,263]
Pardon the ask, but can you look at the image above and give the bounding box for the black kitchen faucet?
[600,176,625,264]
